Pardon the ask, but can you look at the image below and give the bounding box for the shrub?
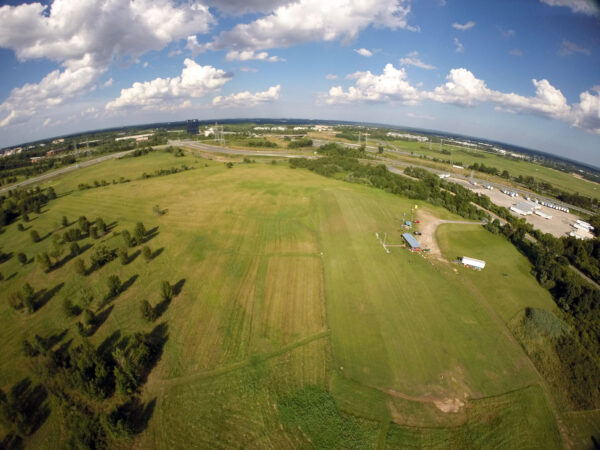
[74,258,86,276]
[142,246,152,262]
[30,230,40,243]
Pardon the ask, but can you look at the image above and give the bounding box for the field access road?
[0,149,137,194]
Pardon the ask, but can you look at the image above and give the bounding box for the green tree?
[140,300,154,322]
[21,283,35,313]
[134,222,146,244]
[122,230,133,248]
[107,275,121,298]
[142,246,152,262]
[36,252,52,271]
[17,223,24,232]
[95,218,106,235]
[74,258,86,276]
[17,252,27,265]
[78,216,90,234]
[378,145,384,154]
[63,298,81,317]
[70,242,80,256]
[83,309,95,327]
[118,248,128,265]
[62,215,69,227]
[160,281,173,302]
[30,230,40,243]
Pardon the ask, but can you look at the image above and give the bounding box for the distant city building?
[115,133,154,142]
[186,119,200,135]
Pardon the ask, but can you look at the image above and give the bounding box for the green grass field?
[387,139,600,199]
[0,150,574,448]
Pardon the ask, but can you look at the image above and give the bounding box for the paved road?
[0,149,136,193]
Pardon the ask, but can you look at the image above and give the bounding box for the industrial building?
[187,119,200,135]
[402,233,421,251]
[461,256,486,270]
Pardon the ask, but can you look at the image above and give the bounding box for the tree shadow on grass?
[50,243,93,271]
[108,397,157,435]
[140,323,168,385]
[143,226,159,243]
[5,272,18,281]
[121,274,138,294]
[9,378,51,436]
[172,279,186,296]
[150,247,163,260]
[127,249,140,264]
[43,329,69,350]
[35,282,64,311]
[85,305,113,337]
[97,330,121,360]
[0,433,23,450]
[106,221,118,233]
[0,252,14,263]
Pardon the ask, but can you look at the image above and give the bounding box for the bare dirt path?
[416,209,483,260]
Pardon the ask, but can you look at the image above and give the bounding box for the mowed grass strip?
[317,185,548,414]
[436,223,557,322]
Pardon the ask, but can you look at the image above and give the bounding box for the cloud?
[509,48,523,56]
[143,61,149,68]
[240,67,258,72]
[168,49,183,57]
[355,48,373,57]
[540,0,599,15]
[326,64,420,105]
[106,58,232,110]
[454,37,464,53]
[212,85,280,107]
[203,0,291,15]
[0,0,215,127]
[426,68,573,123]
[325,64,599,134]
[452,21,475,30]
[225,50,284,62]
[199,0,417,54]
[398,51,435,69]
[559,39,591,56]
[326,74,339,80]
[570,87,600,134]
[42,118,52,127]
[439,0,447,5]
[499,27,516,38]
[102,78,114,88]
[0,57,103,127]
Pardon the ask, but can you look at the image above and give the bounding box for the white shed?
[461,256,486,270]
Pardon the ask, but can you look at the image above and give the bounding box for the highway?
[0,149,138,194]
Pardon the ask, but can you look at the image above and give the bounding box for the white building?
[461,256,486,270]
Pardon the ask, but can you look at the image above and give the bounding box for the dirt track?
[416,209,483,260]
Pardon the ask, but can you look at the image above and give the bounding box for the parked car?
[414,231,422,235]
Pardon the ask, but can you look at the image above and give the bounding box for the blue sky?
[0,0,599,166]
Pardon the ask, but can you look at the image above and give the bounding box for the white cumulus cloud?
[454,37,464,53]
[399,51,435,69]
[199,0,417,54]
[324,64,600,135]
[0,0,214,127]
[212,85,280,107]
[452,21,475,30]
[540,0,599,15]
[326,74,339,80]
[326,64,420,105]
[355,48,373,57]
[559,39,591,56]
[106,58,232,110]
[225,50,283,62]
